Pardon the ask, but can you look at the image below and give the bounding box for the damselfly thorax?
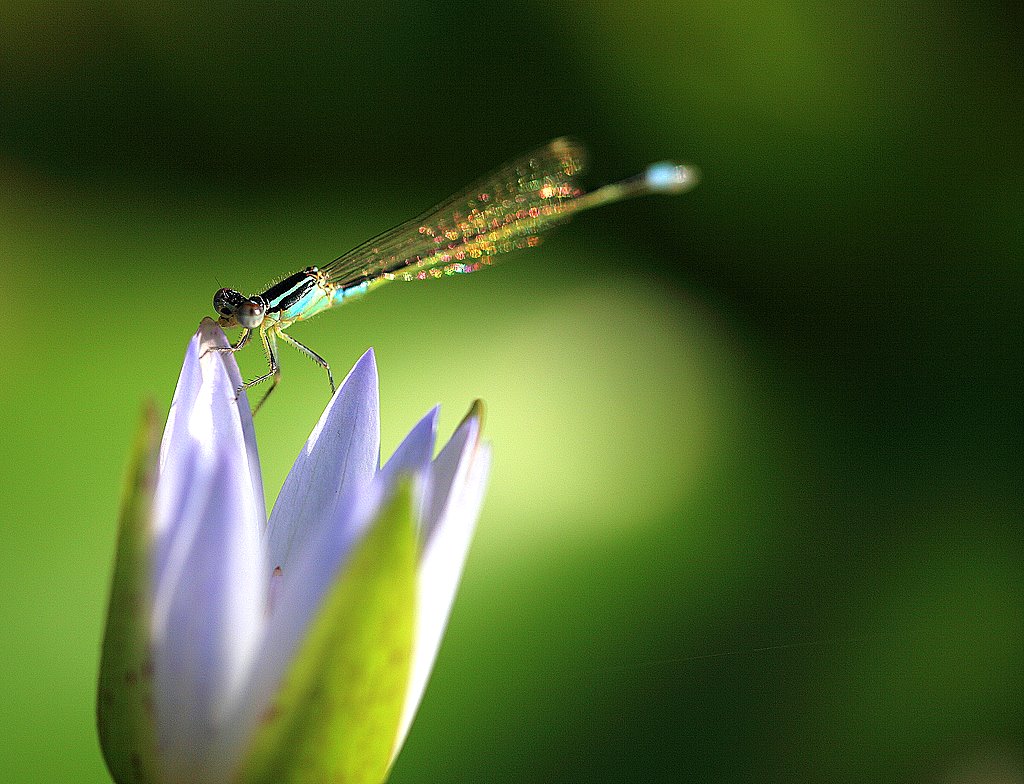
[209,138,698,413]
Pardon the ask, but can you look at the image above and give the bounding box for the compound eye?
[214,287,238,316]
[237,299,266,329]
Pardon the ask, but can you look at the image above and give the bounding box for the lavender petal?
[265,349,380,574]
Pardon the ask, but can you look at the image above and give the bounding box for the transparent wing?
[321,138,589,288]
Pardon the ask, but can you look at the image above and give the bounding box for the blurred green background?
[1,2,1021,782]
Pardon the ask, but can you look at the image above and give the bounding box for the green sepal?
[237,481,418,784]
[97,404,160,784]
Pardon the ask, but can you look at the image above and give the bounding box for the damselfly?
[211,138,698,413]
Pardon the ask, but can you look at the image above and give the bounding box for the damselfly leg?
[277,330,336,394]
[240,328,281,416]
[203,328,252,356]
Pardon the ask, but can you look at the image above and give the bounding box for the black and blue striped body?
[257,267,370,328]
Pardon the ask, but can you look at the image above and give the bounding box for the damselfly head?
[213,288,266,329]
[213,287,247,328]
[214,288,244,316]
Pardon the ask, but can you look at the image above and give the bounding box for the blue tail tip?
[645,161,699,193]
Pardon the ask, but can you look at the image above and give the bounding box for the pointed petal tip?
[194,318,232,364]
[328,347,379,403]
[356,346,377,367]
[379,406,439,485]
[459,399,485,444]
[416,405,441,444]
[425,403,441,427]
[322,345,380,415]
[197,316,224,341]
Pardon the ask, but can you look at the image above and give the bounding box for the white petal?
[394,431,491,755]
[377,406,438,517]
[420,408,480,545]
[379,406,438,486]
[155,320,265,588]
[265,348,379,573]
[230,363,397,754]
[158,325,203,476]
[151,322,267,783]
[230,479,388,755]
